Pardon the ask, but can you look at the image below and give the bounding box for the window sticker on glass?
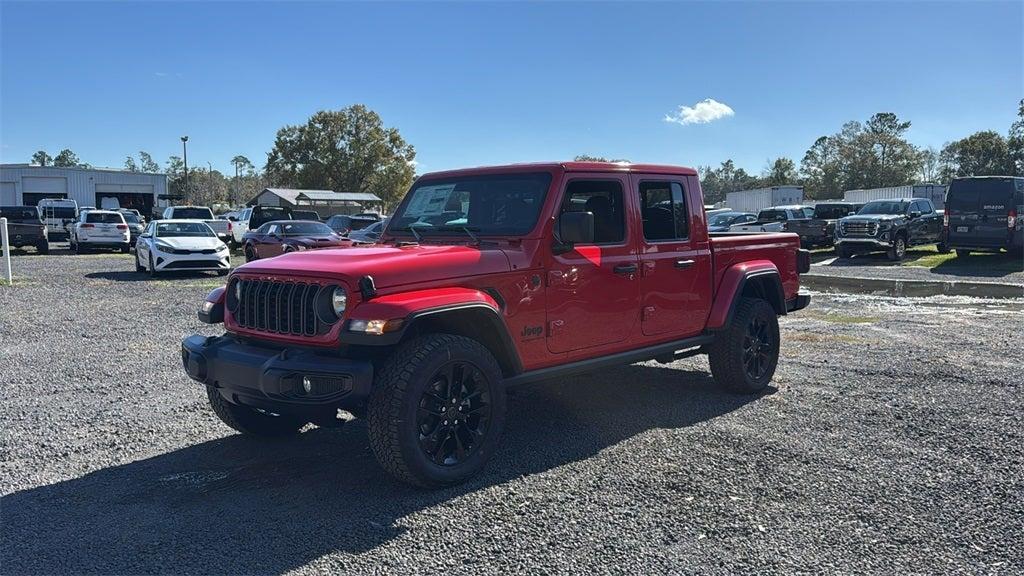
[404,184,457,217]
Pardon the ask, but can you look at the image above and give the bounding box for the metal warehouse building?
[0,164,168,216]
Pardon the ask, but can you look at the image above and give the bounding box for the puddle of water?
[803,290,1024,316]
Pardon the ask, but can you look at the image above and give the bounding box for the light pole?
[180,136,189,197]
[208,162,213,201]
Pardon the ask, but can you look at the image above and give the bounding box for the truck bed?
[709,231,803,303]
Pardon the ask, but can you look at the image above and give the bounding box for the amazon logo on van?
[982,205,1006,210]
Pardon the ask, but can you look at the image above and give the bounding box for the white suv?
[69,210,130,254]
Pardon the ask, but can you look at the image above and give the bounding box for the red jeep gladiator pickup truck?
[182,162,810,487]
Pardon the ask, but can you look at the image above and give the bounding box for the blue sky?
[1,1,1021,177]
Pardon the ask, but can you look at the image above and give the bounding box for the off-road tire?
[206,385,305,436]
[368,334,507,488]
[887,234,907,261]
[36,240,49,255]
[956,249,971,259]
[708,297,780,394]
[244,244,258,262]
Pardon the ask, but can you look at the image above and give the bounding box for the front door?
[633,176,713,337]
[546,176,640,354]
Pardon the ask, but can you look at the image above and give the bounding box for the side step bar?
[503,334,715,387]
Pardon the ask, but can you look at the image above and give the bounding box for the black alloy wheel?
[416,360,493,466]
[742,315,775,381]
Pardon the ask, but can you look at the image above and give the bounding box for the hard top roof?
[420,161,698,179]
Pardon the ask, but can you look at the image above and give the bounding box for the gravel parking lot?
[2,248,1022,575]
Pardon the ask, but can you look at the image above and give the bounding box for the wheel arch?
[399,305,523,377]
[342,287,523,377]
[707,261,786,330]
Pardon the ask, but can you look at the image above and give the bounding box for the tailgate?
[205,220,230,233]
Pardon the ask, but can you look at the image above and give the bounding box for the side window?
[639,181,688,241]
[910,200,924,214]
[802,207,815,218]
[561,180,626,244]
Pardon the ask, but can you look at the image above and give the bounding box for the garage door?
[22,176,68,194]
[95,183,156,215]
[1,182,15,205]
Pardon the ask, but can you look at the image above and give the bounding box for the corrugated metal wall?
[843,184,947,208]
[0,165,167,207]
[725,186,804,212]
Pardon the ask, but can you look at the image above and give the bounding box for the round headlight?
[332,287,348,316]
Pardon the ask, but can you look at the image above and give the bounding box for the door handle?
[613,264,638,275]
[674,259,695,269]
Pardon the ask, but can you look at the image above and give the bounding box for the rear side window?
[639,181,689,241]
[0,207,40,220]
[86,212,124,224]
[561,180,626,244]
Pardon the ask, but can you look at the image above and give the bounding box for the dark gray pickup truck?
[786,202,863,248]
[0,206,49,254]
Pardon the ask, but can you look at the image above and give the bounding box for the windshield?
[757,209,789,222]
[858,201,907,215]
[814,205,855,219]
[86,212,124,224]
[0,207,40,221]
[390,173,552,237]
[40,206,76,219]
[173,207,214,219]
[156,222,214,237]
[709,212,742,226]
[279,222,335,235]
[122,213,141,224]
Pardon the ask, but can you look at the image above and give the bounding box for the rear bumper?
[787,293,811,313]
[181,334,374,417]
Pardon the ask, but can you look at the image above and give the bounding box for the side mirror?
[140,233,151,239]
[909,211,921,219]
[557,211,595,245]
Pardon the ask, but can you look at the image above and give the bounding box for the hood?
[236,243,511,288]
[155,236,225,250]
[842,214,903,222]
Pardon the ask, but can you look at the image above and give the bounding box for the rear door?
[947,179,1015,247]
[633,175,712,337]
[545,175,640,353]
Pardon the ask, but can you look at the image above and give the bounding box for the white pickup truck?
[160,206,232,242]
[730,205,814,233]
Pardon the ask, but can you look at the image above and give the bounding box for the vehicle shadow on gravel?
[1,364,767,575]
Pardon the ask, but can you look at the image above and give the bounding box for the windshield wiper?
[433,226,483,245]
[393,225,423,243]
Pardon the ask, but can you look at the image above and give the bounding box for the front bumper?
[835,237,892,249]
[181,334,374,417]
[153,250,230,271]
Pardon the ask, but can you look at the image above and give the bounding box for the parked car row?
[709,176,1023,261]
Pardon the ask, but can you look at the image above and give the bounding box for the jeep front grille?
[229,279,329,336]
[841,221,878,237]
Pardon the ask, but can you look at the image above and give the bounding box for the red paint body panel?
[349,287,500,320]
[222,162,805,371]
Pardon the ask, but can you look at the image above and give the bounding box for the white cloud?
[664,98,735,125]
